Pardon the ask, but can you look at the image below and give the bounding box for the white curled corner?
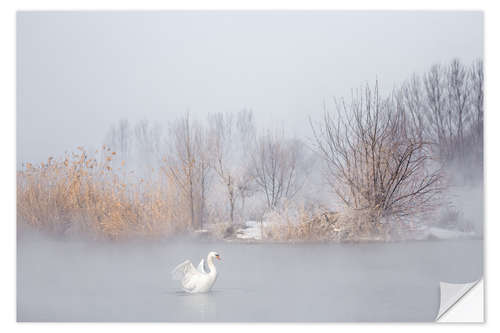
[436,279,483,322]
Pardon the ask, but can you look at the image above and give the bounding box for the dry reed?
[17,146,191,240]
[264,203,394,242]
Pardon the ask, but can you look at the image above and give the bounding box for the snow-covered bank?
[229,221,479,242]
[412,226,477,241]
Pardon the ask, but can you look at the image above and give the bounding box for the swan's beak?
[215,254,221,260]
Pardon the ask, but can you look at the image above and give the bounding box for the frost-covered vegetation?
[17,59,483,241]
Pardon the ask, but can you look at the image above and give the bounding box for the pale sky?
[17,11,483,165]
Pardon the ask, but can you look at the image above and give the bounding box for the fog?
[17,11,484,322]
[17,230,482,322]
[17,11,483,165]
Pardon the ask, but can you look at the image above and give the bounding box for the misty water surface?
[17,233,482,322]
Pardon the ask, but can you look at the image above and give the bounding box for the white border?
[2,0,497,332]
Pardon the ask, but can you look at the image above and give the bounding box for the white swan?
[172,251,221,293]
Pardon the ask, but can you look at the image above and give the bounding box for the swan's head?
[209,251,221,260]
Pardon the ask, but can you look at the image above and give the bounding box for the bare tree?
[251,130,307,210]
[399,74,426,142]
[134,119,162,165]
[234,109,257,215]
[311,83,441,221]
[104,118,132,160]
[193,124,212,229]
[446,59,470,163]
[469,59,484,156]
[166,113,209,229]
[405,59,483,179]
[208,110,256,224]
[423,64,449,157]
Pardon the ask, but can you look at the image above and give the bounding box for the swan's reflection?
[177,292,217,321]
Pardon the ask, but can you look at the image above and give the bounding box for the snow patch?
[236,221,268,240]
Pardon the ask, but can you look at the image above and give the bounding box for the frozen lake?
[17,233,483,322]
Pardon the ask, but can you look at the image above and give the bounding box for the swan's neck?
[207,255,217,275]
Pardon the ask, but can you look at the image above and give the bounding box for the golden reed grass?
[263,203,393,242]
[17,146,192,240]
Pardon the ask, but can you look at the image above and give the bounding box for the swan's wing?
[171,260,198,281]
[197,259,206,274]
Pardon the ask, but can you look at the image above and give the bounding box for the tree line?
[102,58,483,231]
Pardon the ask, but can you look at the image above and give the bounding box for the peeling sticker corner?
[436,279,483,322]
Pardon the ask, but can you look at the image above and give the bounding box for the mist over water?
[17,231,482,322]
